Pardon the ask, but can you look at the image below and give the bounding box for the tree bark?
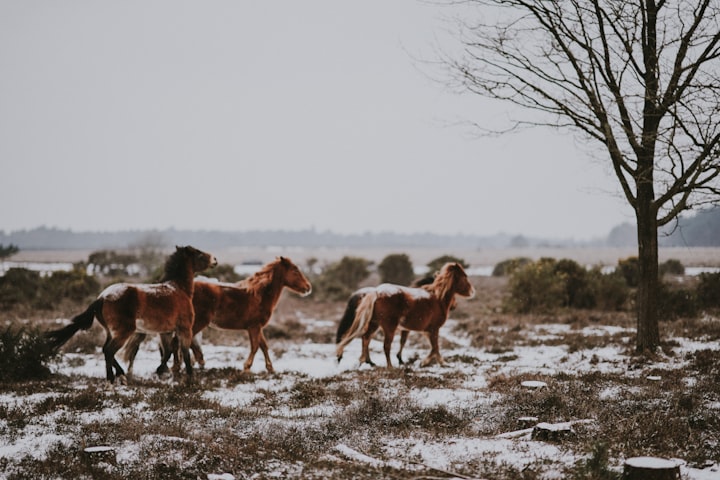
[635,180,660,352]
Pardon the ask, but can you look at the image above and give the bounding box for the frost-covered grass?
[1,278,719,479]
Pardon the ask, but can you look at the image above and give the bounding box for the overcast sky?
[0,1,632,240]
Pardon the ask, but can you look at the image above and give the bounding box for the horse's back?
[374,285,442,331]
[101,281,192,332]
[192,281,225,333]
[194,281,255,330]
[98,283,139,320]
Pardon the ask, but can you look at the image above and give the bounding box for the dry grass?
[1,270,719,479]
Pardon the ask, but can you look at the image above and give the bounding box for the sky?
[0,1,632,240]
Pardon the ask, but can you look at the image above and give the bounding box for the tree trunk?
[623,456,680,479]
[635,182,660,352]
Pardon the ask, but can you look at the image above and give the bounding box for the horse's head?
[439,262,475,299]
[278,256,312,297]
[175,245,218,274]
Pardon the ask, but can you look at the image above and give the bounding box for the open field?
[1,275,719,479]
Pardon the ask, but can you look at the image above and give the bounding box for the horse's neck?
[433,284,456,312]
[162,267,194,296]
[251,269,285,310]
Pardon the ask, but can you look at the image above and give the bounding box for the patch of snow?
[521,380,547,389]
[411,387,486,409]
[0,430,73,461]
[202,386,262,409]
[625,456,679,469]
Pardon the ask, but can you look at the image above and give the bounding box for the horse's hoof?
[117,375,128,385]
[156,365,170,376]
[337,355,343,364]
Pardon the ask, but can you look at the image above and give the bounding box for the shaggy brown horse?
[336,262,475,368]
[335,275,457,365]
[124,256,312,374]
[45,246,217,383]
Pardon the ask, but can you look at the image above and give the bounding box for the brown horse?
[45,246,217,383]
[336,262,475,368]
[124,256,312,374]
[335,275,457,365]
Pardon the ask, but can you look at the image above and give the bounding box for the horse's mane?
[242,257,284,293]
[161,247,193,282]
[429,263,460,300]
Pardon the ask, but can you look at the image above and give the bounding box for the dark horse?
[336,262,475,368]
[335,275,456,365]
[45,246,217,383]
[124,256,312,374]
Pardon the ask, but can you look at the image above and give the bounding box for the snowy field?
[1,316,719,479]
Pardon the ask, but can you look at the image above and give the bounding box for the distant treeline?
[0,226,594,251]
[608,206,720,247]
[2,207,720,250]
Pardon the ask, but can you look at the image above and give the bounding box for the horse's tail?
[336,291,367,344]
[45,299,102,352]
[121,332,146,365]
[336,290,377,362]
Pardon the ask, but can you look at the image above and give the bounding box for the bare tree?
[442,0,720,351]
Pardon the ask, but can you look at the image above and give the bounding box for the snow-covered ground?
[1,319,718,479]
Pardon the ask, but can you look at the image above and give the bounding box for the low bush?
[377,253,414,286]
[0,326,58,382]
[587,269,629,311]
[492,257,532,277]
[36,268,100,308]
[617,256,640,287]
[202,263,244,283]
[0,267,100,311]
[695,271,720,309]
[553,258,595,309]
[506,258,566,313]
[0,268,41,309]
[506,258,632,314]
[426,255,468,274]
[660,258,685,276]
[313,256,371,301]
[657,282,697,321]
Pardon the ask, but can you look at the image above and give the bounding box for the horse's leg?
[103,333,130,384]
[171,335,183,375]
[102,334,116,383]
[396,330,409,365]
[123,332,146,377]
[382,325,396,368]
[359,323,379,366]
[179,342,193,379]
[243,327,261,372]
[420,329,444,367]
[257,329,274,373]
[173,312,195,379]
[190,334,205,369]
[156,333,174,375]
